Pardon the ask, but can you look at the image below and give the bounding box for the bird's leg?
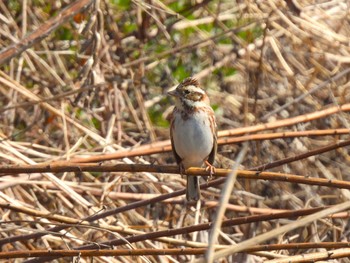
[179,162,186,178]
[204,160,216,180]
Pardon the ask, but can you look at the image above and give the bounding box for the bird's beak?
[167,89,179,97]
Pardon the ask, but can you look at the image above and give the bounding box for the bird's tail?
[186,176,200,201]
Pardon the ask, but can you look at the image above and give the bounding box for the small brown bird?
[168,77,217,201]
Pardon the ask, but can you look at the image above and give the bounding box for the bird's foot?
[205,160,216,181]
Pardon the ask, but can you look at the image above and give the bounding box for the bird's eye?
[184,90,190,95]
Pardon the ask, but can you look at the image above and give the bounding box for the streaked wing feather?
[207,113,217,165]
[207,130,217,165]
[170,116,182,165]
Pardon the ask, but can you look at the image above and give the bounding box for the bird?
[168,77,217,202]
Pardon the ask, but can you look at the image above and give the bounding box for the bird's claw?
[205,160,216,181]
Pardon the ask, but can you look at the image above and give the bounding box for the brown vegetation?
[1,0,350,262]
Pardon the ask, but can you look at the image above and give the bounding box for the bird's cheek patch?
[188,93,202,101]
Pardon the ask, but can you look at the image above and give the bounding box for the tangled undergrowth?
[1,0,350,262]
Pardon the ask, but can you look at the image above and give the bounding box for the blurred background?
[1,0,350,262]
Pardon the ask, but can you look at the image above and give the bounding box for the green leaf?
[55,27,74,41]
[211,104,219,111]
[214,67,237,77]
[198,23,213,33]
[237,26,263,43]
[173,65,190,81]
[122,21,137,34]
[148,106,169,128]
[168,0,188,13]
[8,1,21,12]
[111,0,131,10]
[92,117,101,129]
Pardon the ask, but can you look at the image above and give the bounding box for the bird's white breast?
[172,110,214,169]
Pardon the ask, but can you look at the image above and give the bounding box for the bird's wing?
[207,114,217,165]
[170,114,182,165]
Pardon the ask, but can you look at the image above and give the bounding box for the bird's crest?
[180,77,199,87]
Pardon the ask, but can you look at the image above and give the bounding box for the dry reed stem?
[26,101,350,164]
[3,242,350,260]
[0,0,93,64]
[3,164,350,193]
[1,0,350,262]
[205,201,350,262]
[265,248,350,263]
[2,243,350,260]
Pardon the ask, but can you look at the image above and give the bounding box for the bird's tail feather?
[186,176,200,201]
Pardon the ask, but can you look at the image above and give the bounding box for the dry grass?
[1,0,350,262]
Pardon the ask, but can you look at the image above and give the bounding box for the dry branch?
[0,248,211,259]
[3,164,350,192]
[3,242,350,260]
